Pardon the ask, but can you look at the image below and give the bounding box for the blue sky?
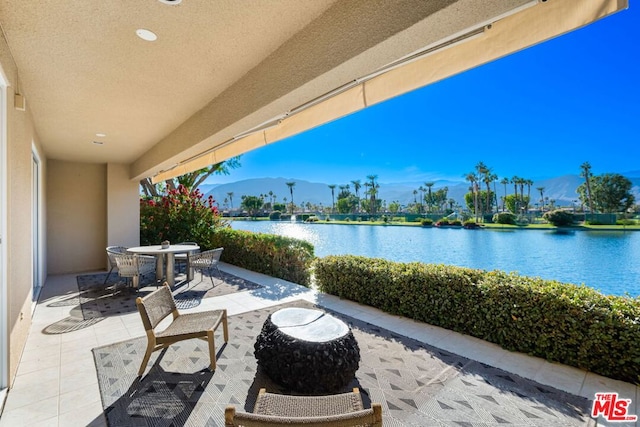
[211,4,640,185]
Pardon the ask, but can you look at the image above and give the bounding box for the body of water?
[230,221,640,297]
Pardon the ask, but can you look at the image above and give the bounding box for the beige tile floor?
[0,263,637,426]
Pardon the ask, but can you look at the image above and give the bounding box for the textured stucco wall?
[46,160,107,274]
[1,33,47,385]
[107,163,140,251]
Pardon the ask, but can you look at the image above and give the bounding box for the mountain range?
[202,172,640,209]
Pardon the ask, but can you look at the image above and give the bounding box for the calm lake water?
[230,221,640,297]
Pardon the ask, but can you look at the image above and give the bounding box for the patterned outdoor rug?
[74,270,262,319]
[93,300,593,427]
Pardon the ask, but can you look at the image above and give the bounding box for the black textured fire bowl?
[254,307,360,393]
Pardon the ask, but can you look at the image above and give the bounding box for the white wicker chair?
[187,247,224,287]
[104,246,129,285]
[113,253,157,289]
[174,241,199,274]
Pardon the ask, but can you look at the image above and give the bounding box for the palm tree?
[268,191,274,207]
[366,175,378,216]
[518,178,526,209]
[351,180,361,212]
[418,186,425,213]
[524,179,533,212]
[536,186,545,212]
[491,176,499,213]
[226,192,234,210]
[500,177,509,212]
[510,176,520,213]
[465,172,479,221]
[412,189,418,205]
[580,162,595,215]
[475,162,497,216]
[425,182,434,213]
[285,181,295,214]
[328,184,336,213]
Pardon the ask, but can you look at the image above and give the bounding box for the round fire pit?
[254,307,360,393]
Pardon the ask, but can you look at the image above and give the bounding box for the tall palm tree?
[328,184,336,213]
[285,181,296,214]
[484,172,497,214]
[525,179,534,212]
[491,176,499,213]
[465,172,479,221]
[580,162,595,215]
[366,175,378,216]
[510,176,520,213]
[475,162,494,216]
[412,189,418,205]
[226,192,234,210]
[351,180,361,212]
[418,186,425,213]
[536,186,545,212]
[425,182,434,213]
[268,191,274,207]
[500,177,509,212]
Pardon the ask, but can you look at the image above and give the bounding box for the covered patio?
[0,263,637,426]
[0,0,636,425]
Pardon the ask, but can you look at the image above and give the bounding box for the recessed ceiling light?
[136,29,157,42]
[96,132,106,138]
[158,0,182,4]
[92,141,104,145]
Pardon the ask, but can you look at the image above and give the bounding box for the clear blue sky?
[211,5,640,185]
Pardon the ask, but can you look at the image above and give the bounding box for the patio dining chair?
[135,283,229,376]
[225,388,382,427]
[113,252,157,290]
[104,246,129,285]
[187,247,224,287]
[174,241,199,273]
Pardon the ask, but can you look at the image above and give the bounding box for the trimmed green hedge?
[314,255,640,384]
[204,228,314,286]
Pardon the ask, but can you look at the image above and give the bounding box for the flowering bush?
[140,185,228,246]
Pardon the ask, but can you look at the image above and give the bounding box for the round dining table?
[127,244,200,287]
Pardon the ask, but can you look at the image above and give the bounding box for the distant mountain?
[196,183,219,195]
[203,174,640,209]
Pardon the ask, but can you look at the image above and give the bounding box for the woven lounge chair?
[187,247,224,287]
[104,246,128,285]
[113,252,156,289]
[225,388,382,427]
[135,283,229,376]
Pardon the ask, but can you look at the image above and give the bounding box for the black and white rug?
[73,270,262,318]
[93,300,592,427]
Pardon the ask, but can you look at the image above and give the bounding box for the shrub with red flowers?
[140,185,228,246]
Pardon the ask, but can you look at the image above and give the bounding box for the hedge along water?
[231,221,640,297]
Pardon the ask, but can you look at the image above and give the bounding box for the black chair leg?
[103,267,114,285]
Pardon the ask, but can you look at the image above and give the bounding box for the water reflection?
[546,229,575,236]
[231,221,640,297]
